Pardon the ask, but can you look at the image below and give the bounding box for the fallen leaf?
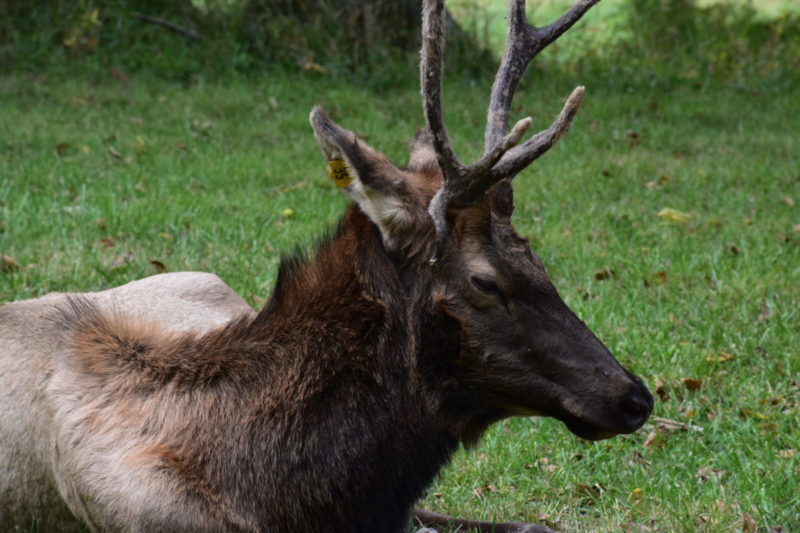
[98,238,115,249]
[706,351,734,363]
[683,378,703,391]
[281,208,295,218]
[777,449,795,459]
[742,512,757,533]
[657,207,692,225]
[655,377,670,402]
[594,268,614,281]
[1,255,20,272]
[134,135,147,154]
[695,467,725,482]
[739,408,767,421]
[148,259,167,273]
[107,146,123,159]
[627,130,642,147]
[629,487,643,501]
[781,196,795,207]
[55,142,71,158]
[110,251,134,269]
[302,57,326,74]
[190,119,213,136]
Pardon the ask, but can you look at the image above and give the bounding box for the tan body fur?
[0,273,253,532]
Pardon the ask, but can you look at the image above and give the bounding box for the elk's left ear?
[309,106,414,248]
[488,179,515,220]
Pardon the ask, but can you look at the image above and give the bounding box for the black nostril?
[619,388,654,427]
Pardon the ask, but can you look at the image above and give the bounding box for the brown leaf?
[594,268,614,281]
[98,238,115,249]
[107,146,123,159]
[148,259,167,273]
[654,377,670,402]
[627,130,642,147]
[742,512,757,533]
[683,378,703,391]
[55,142,71,158]
[780,196,795,207]
[757,302,771,322]
[695,467,725,482]
[1,255,20,272]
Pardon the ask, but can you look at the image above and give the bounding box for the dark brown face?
[435,191,653,441]
[309,110,652,440]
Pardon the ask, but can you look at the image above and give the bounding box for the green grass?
[2,4,799,531]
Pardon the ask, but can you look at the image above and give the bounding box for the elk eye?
[470,275,501,296]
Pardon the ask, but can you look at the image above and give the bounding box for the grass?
[2,3,799,532]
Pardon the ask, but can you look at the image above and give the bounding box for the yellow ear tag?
[327,159,354,188]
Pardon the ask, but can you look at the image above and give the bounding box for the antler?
[421,0,600,261]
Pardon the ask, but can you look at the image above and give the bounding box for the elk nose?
[619,383,654,430]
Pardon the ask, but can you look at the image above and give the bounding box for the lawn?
[1,2,798,531]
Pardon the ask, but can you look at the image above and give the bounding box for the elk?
[0,0,652,531]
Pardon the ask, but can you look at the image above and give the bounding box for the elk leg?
[413,508,559,533]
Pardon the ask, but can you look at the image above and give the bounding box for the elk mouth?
[558,413,622,441]
[554,382,654,441]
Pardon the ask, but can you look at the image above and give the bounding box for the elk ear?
[309,106,414,247]
[488,179,515,220]
[407,128,438,173]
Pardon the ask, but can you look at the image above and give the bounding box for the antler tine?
[420,0,463,185]
[485,0,600,167]
[422,0,533,262]
[488,85,585,180]
[422,0,599,263]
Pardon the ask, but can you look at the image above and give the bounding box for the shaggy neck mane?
[63,205,428,390]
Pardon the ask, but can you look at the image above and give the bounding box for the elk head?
[310,0,652,442]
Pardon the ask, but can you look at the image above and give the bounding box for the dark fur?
[58,205,464,532]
